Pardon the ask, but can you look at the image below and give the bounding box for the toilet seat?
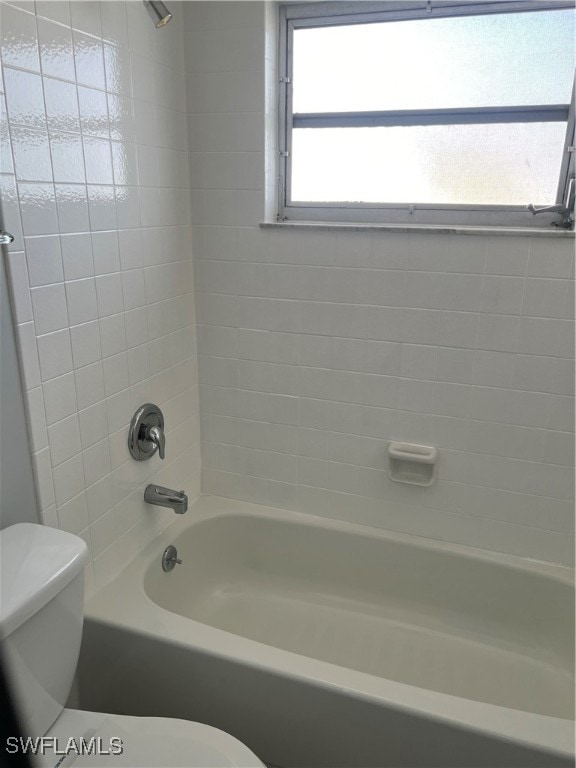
[38,709,265,768]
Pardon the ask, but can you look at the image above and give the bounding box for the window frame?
[277,0,576,229]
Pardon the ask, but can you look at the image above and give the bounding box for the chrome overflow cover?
[162,545,182,572]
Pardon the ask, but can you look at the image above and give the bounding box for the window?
[278,1,576,228]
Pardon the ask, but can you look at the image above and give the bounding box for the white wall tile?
[26,386,49,452]
[52,453,85,506]
[184,1,574,566]
[31,283,68,335]
[74,360,105,410]
[66,278,98,326]
[43,372,78,425]
[44,78,80,134]
[72,30,105,90]
[50,132,86,184]
[70,319,102,368]
[2,1,198,583]
[15,321,41,389]
[2,1,572,581]
[32,447,55,510]
[48,413,81,467]
[38,17,75,80]
[11,125,53,182]
[36,2,71,27]
[83,438,111,487]
[17,182,59,235]
[57,490,89,535]
[0,4,41,71]
[78,400,108,449]
[61,233,94,281]
[55,184,90,232]
[4,69,45,132]
[37,328,74,382]
[523,278,569,319]
[83,136,113,185]
[70,1,101,38]
[25,235,64,286]
[5,250,33,323]
[87,185,117,230]
[96,272,124,316]
[102,351,129,396]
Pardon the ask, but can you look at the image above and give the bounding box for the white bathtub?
[79,496,575,767]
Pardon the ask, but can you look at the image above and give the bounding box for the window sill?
[260,221,575,238]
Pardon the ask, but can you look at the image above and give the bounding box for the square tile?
[70,1,101,37]
[44,77,80,133]
[5,250,33,323]
[70,320,102,368]
[99,312,126,358]
[96,272,124,316]
[50,131,86,184]
[18,182,59,236]
[25,234,64,286]
[75,360,105,409]
[11,125,53,182]
[78,85,109,138]
[79,400,108,449]
[36,2,71,26]
[15,322,41,389]
[61,233,94,280]
[3,68,45,128]
[0,5,41,72]
[72,30,105,90]
[92,230,119,275]
[37,328,73,381]
[53,454,85,506]
[83,136,113,185]
[57,490,89,534]
[66,277,98,325]
[38,17,75,80]
[54,184,90,233]
[83,438,111,487]
[87,185,117,230]
[31,283,69,334]
[43,371,78,425]
[48,413,81,466]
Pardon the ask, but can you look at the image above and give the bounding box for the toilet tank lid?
[0,524,89,639]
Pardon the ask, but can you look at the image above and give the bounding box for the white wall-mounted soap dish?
[388,442,438,486]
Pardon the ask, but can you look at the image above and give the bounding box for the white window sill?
[260,221,575,238]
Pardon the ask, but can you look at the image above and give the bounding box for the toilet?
[0,523,266,768]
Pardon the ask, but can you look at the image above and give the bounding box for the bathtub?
[78,496,575,767]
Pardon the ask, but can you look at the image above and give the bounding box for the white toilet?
[0,523,266,768]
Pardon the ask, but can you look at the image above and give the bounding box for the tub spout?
[144,484,188,514]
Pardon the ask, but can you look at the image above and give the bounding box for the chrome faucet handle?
[128,403,165,461]
[146,425,165,460]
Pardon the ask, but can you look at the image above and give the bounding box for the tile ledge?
[260,221,575,238]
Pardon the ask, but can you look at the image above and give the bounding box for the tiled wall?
[0,0,199,592]
[185,1,575,565]
[1,0,574,581]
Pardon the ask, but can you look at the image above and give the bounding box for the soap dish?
[388,442,438,486]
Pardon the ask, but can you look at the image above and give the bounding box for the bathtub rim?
[85,494,575,762]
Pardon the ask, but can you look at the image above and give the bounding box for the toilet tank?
[0,524,89,736]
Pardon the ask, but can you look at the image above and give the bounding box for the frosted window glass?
[291,123,567,205]
[293,10,575,113]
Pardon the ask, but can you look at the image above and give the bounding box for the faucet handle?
[146,425,165,460]
[128,403,166,461]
